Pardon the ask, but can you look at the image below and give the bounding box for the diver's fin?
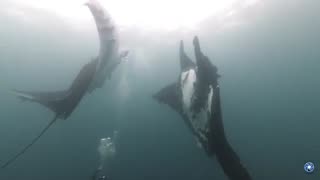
[1,115,59,169]
[180,40,195,71]
[153,83,182,113]
[10,89,69,115]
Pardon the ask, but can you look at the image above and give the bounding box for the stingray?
[1,59,98,169]
[1,0,127,169]
[153,36,252,180]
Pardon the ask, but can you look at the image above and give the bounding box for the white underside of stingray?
[86,0,128,91]
[180,68,214,148]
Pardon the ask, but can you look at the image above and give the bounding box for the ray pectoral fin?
[153,83,182,113]
[214,138,252,180]
[210,87,252,180]
[10,89,69,115]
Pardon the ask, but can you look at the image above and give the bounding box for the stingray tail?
[1,115,59,169]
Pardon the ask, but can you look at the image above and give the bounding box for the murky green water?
[0,0,319,179]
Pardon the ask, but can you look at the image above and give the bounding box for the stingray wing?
[86,0,118,60]
[10,89,69,116]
